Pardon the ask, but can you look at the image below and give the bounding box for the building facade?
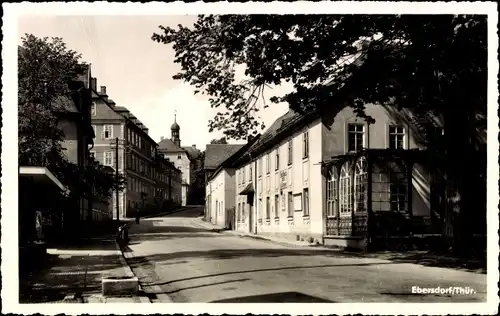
[204,144,246,223]
[157,116,201,206]
[90,79,182,218]
[225,103,442,250]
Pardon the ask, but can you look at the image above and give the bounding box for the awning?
[19,166,69,193]
[238,182,255,195]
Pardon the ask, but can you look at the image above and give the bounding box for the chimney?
[91,78,97,91]
[160,136,164,141]
[192,144,196,150]
[100,86,107,95]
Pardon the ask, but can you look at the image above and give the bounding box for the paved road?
[125,207,486,303]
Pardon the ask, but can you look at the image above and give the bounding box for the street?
[124,207,486,303]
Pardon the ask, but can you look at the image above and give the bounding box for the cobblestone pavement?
[124,207,487,303]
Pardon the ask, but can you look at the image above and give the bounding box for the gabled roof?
[183,146,201,160]
[204,144,245,170]
[158,138,185,152]
[207,136,261,182]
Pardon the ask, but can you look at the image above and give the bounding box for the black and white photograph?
[1,2,499,315]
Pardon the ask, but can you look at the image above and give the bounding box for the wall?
[58,118,78,164]
[206,169,236,227]
[235,120,323,242]
[164,151,191,205]
[321,103,432,223]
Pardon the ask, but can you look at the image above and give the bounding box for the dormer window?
[91,102,96,116]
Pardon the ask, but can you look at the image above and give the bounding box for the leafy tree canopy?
[210,136,228,144]
[18,34,88,170]
[18,34,123,201]
[152,15,486,143]
[153,15,488,255]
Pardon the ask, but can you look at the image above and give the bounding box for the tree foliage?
[18,34,124,202]
[18,34,87,173]
[154,15,488,255]
[153,14,486,141]
[210,136,228,144]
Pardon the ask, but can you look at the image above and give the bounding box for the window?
[103,125,113,139]
[242,167,246,183]
[91,102,96,116]
[249,165,253,182]
[104,151,113,166]
[389,125,405,150]
[259,199,263,220]
[258,158,263,177]
[339,163,352,215]
[266,154,270,174]
[242,202,246,221]
[303,131,309,158]
[128,129,131,143]
[275,149,280,170]
[354,157,368,213]
[274,195,279,218]
[237,203,241,221]
[288,140,293,165]
[327,167,338,217]
[177,155,181,160]
[303,188,310,216]
[390,183,407,212]
[347,124,364,152]
[89,151,96,159]
[264,196,270,220]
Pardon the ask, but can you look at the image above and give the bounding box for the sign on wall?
[280,171,287,189]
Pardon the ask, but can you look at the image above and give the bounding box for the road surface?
[124,207,486,303]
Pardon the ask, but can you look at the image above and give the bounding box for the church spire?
[170,110,180,147]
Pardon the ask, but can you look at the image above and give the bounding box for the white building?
[204,144,248,226]
[224,102,442,250]
[158,115,201,206]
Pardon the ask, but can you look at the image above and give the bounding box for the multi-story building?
[59,64,95,222]
[204,143,246,223]
[155,154,183,208]
[89,79,182,218]
[158,116,201,206]
[204,144,248,225]
[228,103,443,250]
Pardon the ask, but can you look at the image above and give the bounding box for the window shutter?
[101,126,105,140]
[110,125,113,139]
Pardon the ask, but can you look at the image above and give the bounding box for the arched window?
[339,162,352,216]
[354,157,368,213]
[327,166,339,217]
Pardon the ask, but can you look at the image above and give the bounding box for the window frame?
[303,130,309,159]
[303,188,310,217]
[388,125,406,150]
[347,123,365,152]
[103,124,113,139]
[287,140,293,165]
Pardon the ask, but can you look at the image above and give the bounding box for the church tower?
[171,113,181,147]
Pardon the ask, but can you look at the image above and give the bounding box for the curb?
[113,236,152,303]
[118,223,174,303]
[191,218,312,249]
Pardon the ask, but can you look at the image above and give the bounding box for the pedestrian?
[135,209,140,224]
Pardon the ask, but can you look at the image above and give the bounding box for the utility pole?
[115,137,120,226]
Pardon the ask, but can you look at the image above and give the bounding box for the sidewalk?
[19,234,150,303]
[191,216,486,274]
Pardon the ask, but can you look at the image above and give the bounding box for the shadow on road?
[210,291,334,303]
[144,261,402,288]
[164,278,251,295]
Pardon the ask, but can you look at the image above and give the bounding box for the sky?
[18,15,291,151]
